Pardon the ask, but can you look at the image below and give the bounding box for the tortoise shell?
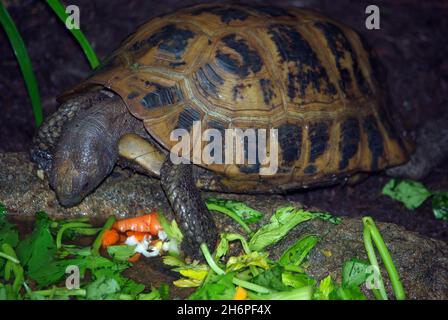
[63,4,408,192]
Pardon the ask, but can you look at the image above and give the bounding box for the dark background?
[1,0,447,240]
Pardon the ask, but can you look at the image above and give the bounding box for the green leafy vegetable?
[382,179,432,209]
[432,192,448,221]
[0,204,19,249]
[157,212,183,245]
[279,235,318,267]
[281,272,316,288]
[85,276,121,300]
[249,207,315,251]
[106,245,137,262]
[313,275,336,300]
[226,251,270,273]
[206,198,264,223]
[16,212,56,281]
[333,285,366,300]
[189,273,236,300]
[206,199,255,234]
[252,265,290,292]
[342,258,370,287]
[248,285,313,300]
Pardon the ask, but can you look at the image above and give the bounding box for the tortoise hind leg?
[30,89,113,171]
[160,158,218,260]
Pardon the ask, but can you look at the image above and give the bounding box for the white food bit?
[158,230,168,241]
[162,242,170,252]
[125,236,139,246]
[147,247,161,257]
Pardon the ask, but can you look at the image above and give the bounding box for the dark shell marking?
[215,34,263,78]
[140,83,184,109]
[130,24,195,59]
[309,122,329,162]
[304,165,317,174]
[278,124,302,165]
[191,6,249,24]
[314,22,371,96]
[239,134,261,174]
[339,118,360,170]
[362,115,384,171]
[176,106,201,131]
[268,24,337,100]
[259,79,276,105]
[193,63,224,99]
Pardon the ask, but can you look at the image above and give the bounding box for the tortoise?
[31,3,410,258]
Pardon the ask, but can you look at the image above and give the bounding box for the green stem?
[31,288,86,297]
[92,216,116,256]
[0,3,43,126]
[0,251,20,264]
[56,222,93,249]
[233,277,270,294]
[363,227,387,300]
[363,217,406,300]
[206,203,252,234]
[200,243,225,275]
[199,243,271,294]
[46,0,100,69]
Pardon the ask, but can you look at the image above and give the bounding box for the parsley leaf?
[382,179,432,209]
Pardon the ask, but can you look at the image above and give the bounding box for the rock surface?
[1,152,447,299]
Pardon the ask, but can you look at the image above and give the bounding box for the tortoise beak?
[50,159,83,207]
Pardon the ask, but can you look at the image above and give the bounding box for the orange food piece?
[149,213,162,235]
[128,253,141,263]
[101,229,120,248]
[126,231,149,242]
[112,212,163,236]
[119,234,127,243]
[233,286,248,300]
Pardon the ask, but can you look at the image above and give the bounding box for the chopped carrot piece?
[119,234,127,243]
[126,231,149,242]
[101,229,120,248]
[233,287,248,300]
[149,213,162,235]
[128,253,141,263]
[112,214,152,233]
[112,212,163,236]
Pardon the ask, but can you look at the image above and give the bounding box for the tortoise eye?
[82,182,90,191]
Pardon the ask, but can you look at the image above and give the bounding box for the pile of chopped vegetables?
[0,199,406,300]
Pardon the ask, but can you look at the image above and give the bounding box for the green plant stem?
[363,217,406,300]
[56,222,94,249]
[363,227,388,300]
[46,0,100,69]
[0,3,43,126]
[199,243,270,294]
[0,251,20,264]
[206,203,252,234]
[92,216,116,256]
[32,288,86,297]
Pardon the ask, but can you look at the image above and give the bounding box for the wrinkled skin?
[49,95,143,206]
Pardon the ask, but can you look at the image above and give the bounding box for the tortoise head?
[49,100,122,207]
[49,127,117,207]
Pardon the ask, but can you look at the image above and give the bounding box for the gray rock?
[1,152,447,299]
